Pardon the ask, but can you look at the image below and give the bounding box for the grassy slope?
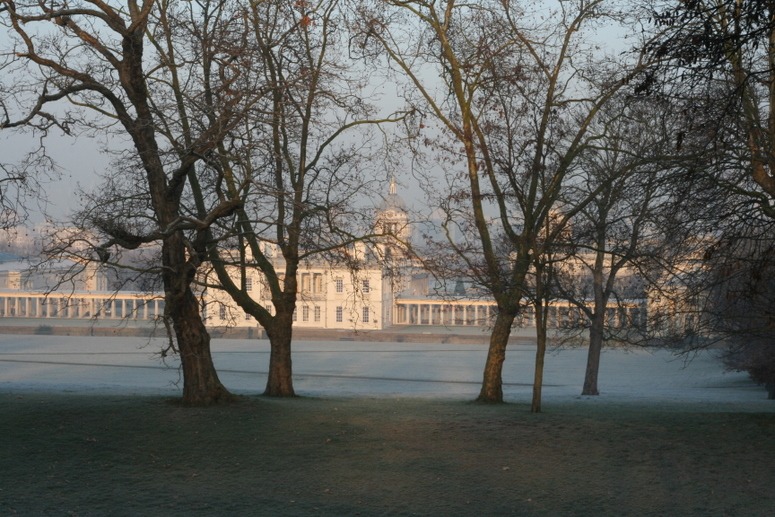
[1,393,774,516]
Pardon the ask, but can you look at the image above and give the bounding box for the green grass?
[1,392,774,516]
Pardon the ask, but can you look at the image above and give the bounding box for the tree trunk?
[263,312,296,397]
[169,287,233,405]
[477,310,516,403]
[582,312,605,396]
[531,301,547,413]
[163,235,233,405]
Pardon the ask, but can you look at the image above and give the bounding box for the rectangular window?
[245,277,253,292]
[335,278,343,293]
[301,273,311,293]
[335,306,343,323]
[362,279,370,293]
[219,305,227,320]
[302,305,309,322]
[245,312,251,321]
[314,306,321,322]
[313,274,323,294]
[292,307,297,322]
[362,306,370,323]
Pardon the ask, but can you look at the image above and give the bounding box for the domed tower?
[374,176,411,261]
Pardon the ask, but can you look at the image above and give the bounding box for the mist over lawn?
[0,335,770,411]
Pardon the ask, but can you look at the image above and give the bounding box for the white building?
[200,177,412,331]
[0,180,671,334]
[201,256,392,330]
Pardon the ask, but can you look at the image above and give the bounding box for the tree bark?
[263,311,296,397]
[170,286,233,405]
[477,310,516,403]
[531,301,547,413]
[582,312,605,396]
[163,236,233,405]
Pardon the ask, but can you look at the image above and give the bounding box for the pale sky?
[1,130,107,222]
[0,2,636,226]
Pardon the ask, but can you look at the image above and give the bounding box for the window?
[362,306,370,323]
[335,306,343,323]
[302,305,309,322]
[362,279,370,293]
[245,277,253,292]
[313,274,323,294]
[292,308,297,322]
[219,305,227,320]
[314,306,321,322]
[335,278,343,293]
[301,274,311,293]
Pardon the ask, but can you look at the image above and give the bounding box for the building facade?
[201,260,392,331]
[0,181,675,334]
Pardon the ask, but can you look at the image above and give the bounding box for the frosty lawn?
[0,334,770,408]
[1,335,774,515]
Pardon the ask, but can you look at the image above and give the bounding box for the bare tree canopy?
[0,0,269,405]
[194,0,408,397]
[647,0,775,216]
[355,0,654,406]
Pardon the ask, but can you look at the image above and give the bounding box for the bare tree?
[553,96,684,396]
[638,2,775,395]
[190,0,407,396]
[356,0,652,404]
[527,212,567,412]
[706,216,775,399]
[649,0,775,217]
[0,0,259,405]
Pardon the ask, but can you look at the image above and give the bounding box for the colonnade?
[0,293,164,321]
[394,299,647,329]
[394,301,497,327]
[0,290,647,330]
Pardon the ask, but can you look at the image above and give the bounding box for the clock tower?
[375,176,411,261]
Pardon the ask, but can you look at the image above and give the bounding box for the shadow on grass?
[1,392,774,516]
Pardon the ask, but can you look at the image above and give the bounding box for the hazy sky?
[0,2,633,226]
[1,129,107,223]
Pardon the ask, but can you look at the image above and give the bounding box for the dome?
[379,176,407,212]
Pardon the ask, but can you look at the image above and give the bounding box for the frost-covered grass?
[1,335,773,515]
[0,334,771,409]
